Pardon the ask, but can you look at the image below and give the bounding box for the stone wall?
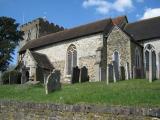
[106,26,145,80]
[106,26,131,80]
[79,55,96,81]
[52,56,97,82]
[52,61,65,82]
[107,26,131,66]
[0,100,159,120]
[35,33,103,82]
[23,50,37,81]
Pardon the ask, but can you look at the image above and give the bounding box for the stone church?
[18,16,160,84]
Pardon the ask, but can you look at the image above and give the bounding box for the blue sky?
[0,0,160,65]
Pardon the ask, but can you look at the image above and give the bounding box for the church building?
[18,16,160,84]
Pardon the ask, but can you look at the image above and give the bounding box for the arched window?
[112,51,120,80]
[145,44,155,50]
[144,44,155,71]
[144,44,156,80]
[135,48,141,68]
[113,51,120,68]
[144,44,155,69]
[67,44,77,75]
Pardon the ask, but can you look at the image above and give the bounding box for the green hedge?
[2,70,21,84]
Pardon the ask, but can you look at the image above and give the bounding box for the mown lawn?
[0,79,159,107]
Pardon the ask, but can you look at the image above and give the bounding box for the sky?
[0,0,160,65]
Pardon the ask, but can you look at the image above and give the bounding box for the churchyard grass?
[0,79,159,107]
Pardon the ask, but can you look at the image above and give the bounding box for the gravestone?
[21,65,27,84]
[45,70,61,94]
[125,62,130,80]
[101,67,106,81]
[71,66,80,84]
[113,61,119,82]
[106,64,114,84]
[80,66,89,83]
[120,66,125,80]
[135,68,141,79]
[133,66,136,79]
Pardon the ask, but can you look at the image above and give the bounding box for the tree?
[0,17,23,71]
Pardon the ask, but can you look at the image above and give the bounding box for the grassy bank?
[0,79,159,107]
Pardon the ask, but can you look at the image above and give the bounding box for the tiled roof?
[30,51,53,70]
[124,16,160,41]
[19,16,127,53]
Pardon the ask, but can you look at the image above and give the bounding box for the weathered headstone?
[101,67,106,81]
[106,64,113,84]
[133,66,141,79]
[45,70,61,94]
[113,61,119,82]
[120,66,125,80]
[71,66,80,84]
[136,68,142,79]
[21,65,27,84]
[125,62,130,80]
[133,66,136,79]
[80,66,89,83]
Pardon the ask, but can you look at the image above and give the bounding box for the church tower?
[19,18,64,48]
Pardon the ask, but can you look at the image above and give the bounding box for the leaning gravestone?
[45,70,61,94]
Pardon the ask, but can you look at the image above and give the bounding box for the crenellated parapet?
[19,18,64,48]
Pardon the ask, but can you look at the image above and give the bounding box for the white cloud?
[83,0,108,8]
[141,8,160,19]
[113,0,133,12]
[82,0,133,15]
[82,0,111,14]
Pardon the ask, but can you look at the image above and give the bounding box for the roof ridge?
[20,16,126,52]
[127,16,160,25]
[30,51,46,56]
[25,17,112,42]
[66,18,112,30]
[124,16,160,42]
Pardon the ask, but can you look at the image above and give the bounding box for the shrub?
[2,70,21,84]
